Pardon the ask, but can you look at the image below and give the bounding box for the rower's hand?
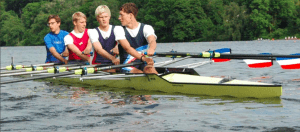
[146,49,155,56]
[111,47,119,55]
[142,57,154,66]
[62,52,69,57]
[64,60,68,65]
[83,48,92,55]
[112,58,120,65]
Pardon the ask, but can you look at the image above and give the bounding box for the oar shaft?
[2,63,56,70]
[0,72,74,85]
[1,62,145,84]
[155,56,191,67]
[217,56,277,60]
[1,69,28,74]
[0,64,81,74]
[154,52,300,59]
[1,66,78,77]
[74,62,144,75]
[219,54,300,58]
[0,70,48,77]
[96,62,144,71]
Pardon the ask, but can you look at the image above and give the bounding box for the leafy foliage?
[1,0,300,46]
[0,11,25,46]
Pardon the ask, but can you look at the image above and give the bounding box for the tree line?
[1,0,300,46]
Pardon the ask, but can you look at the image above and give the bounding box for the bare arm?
[146,35,157,56]
[118,39,154,65]
[93,42,120,65]
[83,39,92,54]
[62,47,69,57]
[49,47,68,64]
[67,44,90,61]
[111,43,119,55]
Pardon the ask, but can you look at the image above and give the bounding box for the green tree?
[140,0,174,42]
[22,13,50,46]
[249,0,272,38]
[142,0,214,42]
[269,0,295,30]
[21,2,44,29]
[223,2,248,41]
[4,0,50,16]
[284,0,300,37]
[0,0,6,46]
[0,11,25,46]
[201,0,225,40]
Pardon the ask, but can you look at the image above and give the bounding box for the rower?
[64,12,92,65]
[88,5,120,72]
[116,3,158,74]
[44,15,69,64]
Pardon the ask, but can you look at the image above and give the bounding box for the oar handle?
[144,52,156,56]
[73,62,144,75]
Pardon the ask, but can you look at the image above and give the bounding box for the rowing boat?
[43,67,282,99]
[3,48,294,99]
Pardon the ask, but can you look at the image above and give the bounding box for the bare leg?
[143,65,158,74]
[130,68,143,73]
[103,69,116,73]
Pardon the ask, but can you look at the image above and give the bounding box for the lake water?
[1,40,300,131]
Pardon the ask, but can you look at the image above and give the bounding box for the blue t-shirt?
[44,30,69,63]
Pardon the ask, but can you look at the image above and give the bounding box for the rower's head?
[47,15,61,34]
[72,12,87,33]
[95,5,111,27]
[119,3,138,26]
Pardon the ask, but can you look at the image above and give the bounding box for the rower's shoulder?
[60,30,69,34]
[143,24,153,28]
[44,32,54,40]
[142,24,155,33]
[113,25,125,32]
[87,28,97,33]
[113,25,124,29]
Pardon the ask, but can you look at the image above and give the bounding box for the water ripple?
[3,95,40,101]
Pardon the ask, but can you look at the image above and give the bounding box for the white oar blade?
[212,48,231,63]
[243,59,273,68]
[243,53,273,68]
[276,53,300,69]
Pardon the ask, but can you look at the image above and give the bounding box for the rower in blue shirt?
[44,15,69,64]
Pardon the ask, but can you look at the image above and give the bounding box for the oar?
[152,52,300,60]
[0,63,57,71]
[154,56,192,67]
[152,48,231,67]
[175,60,213,68]
[0,64,107,77]
[0,64,81,74]
[0,62,144,85]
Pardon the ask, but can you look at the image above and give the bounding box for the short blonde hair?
[95,5,111,17]
[72,12,86,22]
